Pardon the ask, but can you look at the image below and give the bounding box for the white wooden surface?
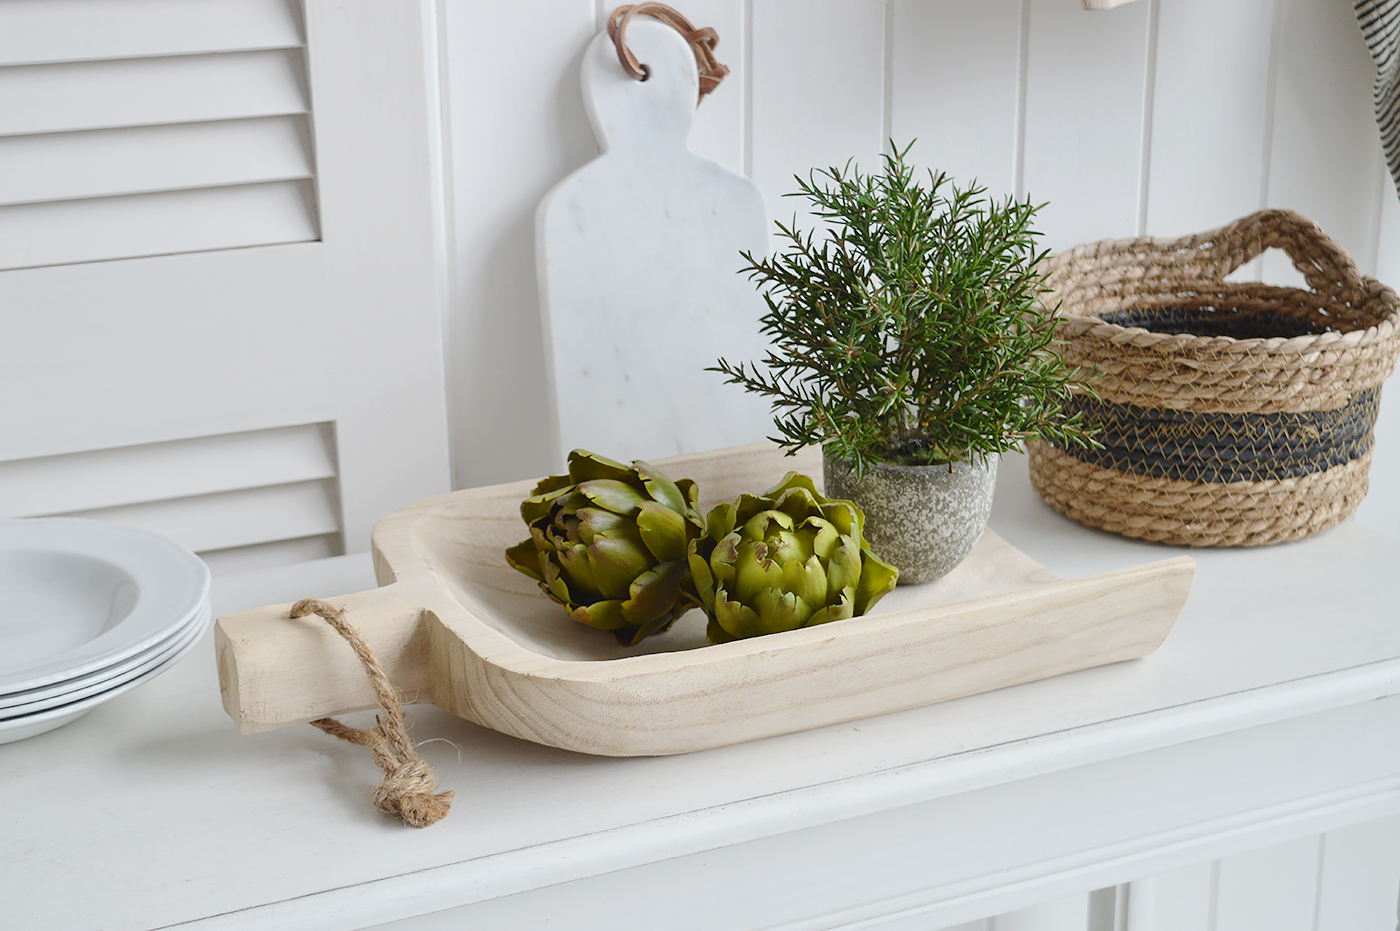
[5,452,1400,930]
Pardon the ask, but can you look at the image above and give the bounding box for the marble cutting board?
[536,17,775,465]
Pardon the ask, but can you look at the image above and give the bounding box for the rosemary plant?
[714,142,1094,476]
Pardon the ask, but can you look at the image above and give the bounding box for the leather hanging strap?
[607,3,730,102]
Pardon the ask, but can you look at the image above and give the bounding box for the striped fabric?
[1358,0,1400,193]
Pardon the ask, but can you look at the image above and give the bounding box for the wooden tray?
[215,443,1196,756]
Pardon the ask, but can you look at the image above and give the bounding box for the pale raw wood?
[216,442,1195,756]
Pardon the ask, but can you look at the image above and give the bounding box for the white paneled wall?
[440,0,1400,927]
[443,0,1400,536]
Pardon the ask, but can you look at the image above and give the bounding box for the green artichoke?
[688,472,898,644]
[506,450,706,645]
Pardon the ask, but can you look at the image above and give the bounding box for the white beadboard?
[1128,862,1214,931]
[0,179,318,271]
[748,0,886,221]
[1261,0,1385,285]
[890,0,1024,198]
[0,423,335,518]
[1145,0,1276,238]
[1314,815,1400,931]
[678,0,746,176]
[1021,0,1152,251]
[0,49,310,137]
[1362,182,1400,546]
[441,0,596,488]
[1209,835,1322,931]
[0,0,302,67]
[0,115,313,207]
[989,894,1090,931]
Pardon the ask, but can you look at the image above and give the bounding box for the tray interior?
[408,464,1066,664]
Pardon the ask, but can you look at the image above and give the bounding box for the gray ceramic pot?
[823,452,999,585]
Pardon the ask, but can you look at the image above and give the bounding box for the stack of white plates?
[0,518,211,745]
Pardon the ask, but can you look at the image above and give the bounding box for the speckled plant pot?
[823,452,999,585]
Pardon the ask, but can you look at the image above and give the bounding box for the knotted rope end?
[294,599,454,829]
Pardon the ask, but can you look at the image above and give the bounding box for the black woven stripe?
[1101,307,1330,340]
[1053,388,1381,483]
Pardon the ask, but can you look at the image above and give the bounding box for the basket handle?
[1204,209,1367,297]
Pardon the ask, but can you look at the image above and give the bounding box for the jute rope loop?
[289,598,453,828]
[607,3,730,102]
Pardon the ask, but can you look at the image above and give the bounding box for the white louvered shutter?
[0,0,451,572]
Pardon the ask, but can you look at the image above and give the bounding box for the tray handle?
[215,583,432,734]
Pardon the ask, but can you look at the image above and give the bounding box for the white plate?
[0,612,208,745]
[0,601,211,710]
[0,604,209,717]
[0,518,210,693]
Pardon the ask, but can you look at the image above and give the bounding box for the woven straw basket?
[1027,209,1400,546]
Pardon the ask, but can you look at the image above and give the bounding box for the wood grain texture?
[216,442,1195,755]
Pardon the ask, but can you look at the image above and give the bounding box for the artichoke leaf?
[566,449,641,487]
[853,547,899,614]
[570,599,630,631]
[578,479,647,515]
[687,545,716,612]
[749,587,812,633]
[586,526,652,599]
[634,462,688,515]
[714,592,765,640]
[576,506,628,544]
[733,540,784,603]
[505,539,543,581]
[635,500,689,563]
[620,560,688,627]
[555,543,604,598]
[782,554,827,610]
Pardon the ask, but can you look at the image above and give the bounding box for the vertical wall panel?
[1212,835,1321,931]
[890,0,1023,198]
[1145,0,1275,238]
[989,893,1089,931]
[1315,815,1400,931]
[1129,862,1215,931]
[749,0,886,221]
[680,0,746,175]
[444,0,597,487]
[1261,0,1385,285]
[1360,181,1400,545]
[1022,0,1152,251]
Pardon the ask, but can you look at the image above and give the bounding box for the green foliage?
[714,142,1094,475]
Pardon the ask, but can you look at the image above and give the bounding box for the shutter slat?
[0,0,302,67]
[0,116,312,207]
[0,49,308,137]
[199,535,341,576]
[0,179,319,271]
[0,424,336,518]
[60,480,341,554]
